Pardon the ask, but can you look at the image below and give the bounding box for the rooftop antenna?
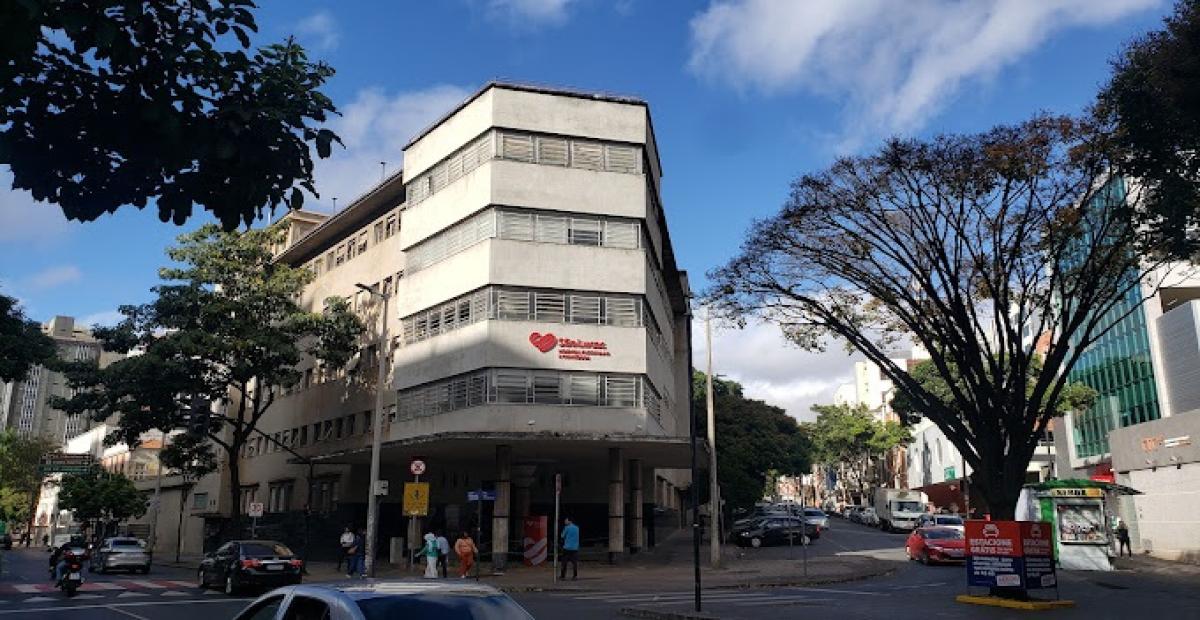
[332,197,338,211]
[380,161,387,182]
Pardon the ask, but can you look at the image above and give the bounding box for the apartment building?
[143,83,692,563]
[1,316,122,442]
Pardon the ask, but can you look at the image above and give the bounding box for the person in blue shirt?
[559,517,580,580]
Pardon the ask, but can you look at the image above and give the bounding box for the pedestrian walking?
[337,526,354,572]
[422,533,439,578]
[1117,520,1132,557]
[454,531,478,578]
[559,517,580,581]
[436,531,451,578]
[41,534,49,548]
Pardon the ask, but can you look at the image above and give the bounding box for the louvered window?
[431,163,449,193]
[533,292,566,322]
[496,290,531,320]
[605,145,640,174]
[537,136,569,166]
[605,376,639,407]
[604,221,640,249]
[571,140,604,170]
[500,133,535,162]
[498,211,534,241]
[567,375,600,405]
[467,374,488,406]
[606,297,641,327]
[445,152,464,184]
[493,372,529,403]
[569,295,602,324]
[532,374,562,404]
[568,218,602,246]
[534,214,568,244]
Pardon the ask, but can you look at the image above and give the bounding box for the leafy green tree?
[708,116,1167,519]
[1098,0,1200,259]
[0,293,57,383]
[0,1,340,228]
[693,372,812,514]
[806,403,909,502]
[0,431,56,526]
[57,470,147,534]
[56,224,364,527]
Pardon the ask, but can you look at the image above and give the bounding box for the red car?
[906,526,965,564]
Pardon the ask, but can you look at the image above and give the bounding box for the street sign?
[410,459,426,476]
[374,480,390,496]
[38,453,94,475]
[467,490,496,502]
[248,502,264,518]
[966,520,1056,591]
[404,482,430,516]
[944,466,956,480]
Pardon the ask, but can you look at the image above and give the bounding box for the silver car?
[802,507,830,530]
[232,581,534,620]
[90,537,151,574]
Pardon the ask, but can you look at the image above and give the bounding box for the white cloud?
[80,309,125,328]
[693,319,859,422]
[486,0,578,27]
[309,85,471,212]
[0,167,76,244]
[26,265,82,290]
[687,0,1159,146]
[294,10,340,52]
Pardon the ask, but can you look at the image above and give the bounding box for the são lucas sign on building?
[529,332,611,361]
[965,520,1056,590]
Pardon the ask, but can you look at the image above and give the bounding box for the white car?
[802,508,829,530]
[859,507,880,527]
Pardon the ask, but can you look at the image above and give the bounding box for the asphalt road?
[4,521,1199,619]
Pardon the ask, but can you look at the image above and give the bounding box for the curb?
[618,607,720,620]
[956,594,1076,611]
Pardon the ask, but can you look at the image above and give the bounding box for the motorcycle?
[51,551,85,597]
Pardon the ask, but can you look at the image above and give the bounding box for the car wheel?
[750,537,762,548]
[919,550,930,565]
[225,573,239,596]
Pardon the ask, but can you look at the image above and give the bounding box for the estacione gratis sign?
[529,332,611,361]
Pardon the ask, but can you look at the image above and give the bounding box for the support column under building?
[493,445,512,571]
[608,447,625,562]
[629,458,644,554]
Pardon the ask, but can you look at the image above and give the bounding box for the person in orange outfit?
[454,531,478,578]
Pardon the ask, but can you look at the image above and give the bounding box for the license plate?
[266,564,283,571]
[68,572,81,579]
[946,549,964,557]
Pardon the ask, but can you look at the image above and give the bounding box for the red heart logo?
[529,332,557,353]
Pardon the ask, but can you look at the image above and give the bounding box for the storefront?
[1016,479,1140,571]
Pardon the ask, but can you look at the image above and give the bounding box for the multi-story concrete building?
[135,83,693,565]
[1,316,122,442]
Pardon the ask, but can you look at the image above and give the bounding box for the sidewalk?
[1112,554,1200,578]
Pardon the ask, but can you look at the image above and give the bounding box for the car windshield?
[893,501,924,513]
[804,509,825,517]
[356,594,533,619]
[936,516,963,525]
[111,539,142,547]
[924,529,964,540]
[242,543,293,557]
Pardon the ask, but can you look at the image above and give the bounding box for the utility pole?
[357,282,391,577]
[687,305,701,613]
[147,432,167,552]
[704,311,720,568]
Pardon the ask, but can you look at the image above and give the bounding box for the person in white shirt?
[337,526,354,572]
[436,532,451,578]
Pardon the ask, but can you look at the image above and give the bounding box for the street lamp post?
[357,282,391,578]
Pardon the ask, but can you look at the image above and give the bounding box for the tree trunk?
[226,451,242,539]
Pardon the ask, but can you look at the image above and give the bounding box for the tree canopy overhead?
[806,403,909,503]
[57,469,147,529]
[56,224,364,527]
[0,293,57,383]
[0,0,340,229]
[1099,0,1200,260]
[708,116,1177,518]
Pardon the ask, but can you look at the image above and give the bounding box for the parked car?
[232,581,534,620]
[858,507,880,527]
[733,508,790,532]
[735,516,820,548]
[90,537,151,574]
[905,526,966,564]
[916,514,965,531]
[198,540,302,595]
[1,533,12,550]
[802,508,829,530]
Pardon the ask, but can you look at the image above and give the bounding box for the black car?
[735,516,820,548]
[198,540,302,595]
[1,533,12,550]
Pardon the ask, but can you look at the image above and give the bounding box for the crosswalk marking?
[84,582,123,591]
[11,586,40,594]
[166,581,195,588]
[128,580,166,589]
[117,591,149,598]
[161,591,190,597]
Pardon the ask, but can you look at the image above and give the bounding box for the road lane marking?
[108,606,152,620]
[10,586,40,594]
[161,592,189,597]
[126,580,165,589]
[735,596,835,605]
[0,597,252,614]
[165,581,195,588]
[116,592,149,598]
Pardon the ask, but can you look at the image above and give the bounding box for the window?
[536,136,569,166]
[493,372,528,404]
[532,374,562,404]
[606,144,640,174]
[239,596,285,620]
[374,221,384,243]
[345,414,356,436]
[192,492,208,510]
[283,596,332,620]
[496,289,531,321]
[385,214,398,238]
[569,295,602,324]
[397,369,658,418]
[571,140,604,170]
[568,375,600,405]
[533,292,565,323]
[500,133,534,162]
[358,232,369,255]
[268,482,294,513]
[568,218,602,246]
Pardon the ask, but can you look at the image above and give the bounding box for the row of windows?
[406,207,642,272]
[406,129,643,207]
[302,207,401,279]
[399,286,661,346]
[397,368,663,422]
[242,411,371,459]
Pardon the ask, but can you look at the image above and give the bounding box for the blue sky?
[0,0,1174,418]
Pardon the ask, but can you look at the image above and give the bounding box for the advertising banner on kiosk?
[965,520,1056,590]
[523,516,548,566]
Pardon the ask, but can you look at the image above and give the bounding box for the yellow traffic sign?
[404,482,430,516]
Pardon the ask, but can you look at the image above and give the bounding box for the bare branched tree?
[708,116,1181,518]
